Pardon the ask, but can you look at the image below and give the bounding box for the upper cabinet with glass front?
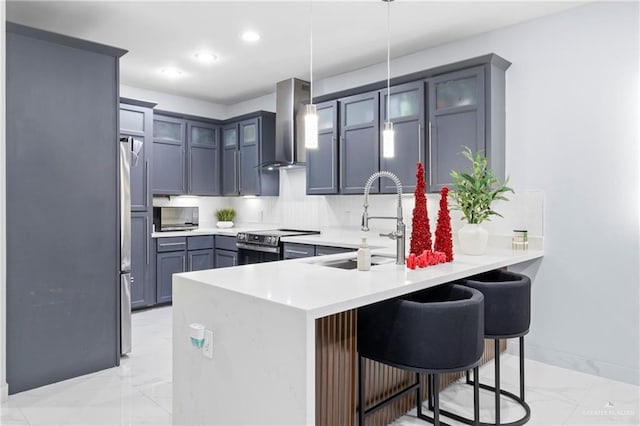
[379,80,425,193]
[427,66,486,192]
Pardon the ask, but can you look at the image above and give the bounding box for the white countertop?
[177,246,543,318]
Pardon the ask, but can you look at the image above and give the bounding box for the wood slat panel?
[315,310,507,426]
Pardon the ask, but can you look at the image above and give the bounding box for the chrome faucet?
[361,171,405,265]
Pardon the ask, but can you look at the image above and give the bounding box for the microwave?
[153,207,199,232]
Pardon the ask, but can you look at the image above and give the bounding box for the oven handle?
[236,242,281,254]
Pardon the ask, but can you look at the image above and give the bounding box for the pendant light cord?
[386,0,391,121]
[309,0,313,105]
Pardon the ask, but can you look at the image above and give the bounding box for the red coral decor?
[434,186,454,262]
[409,162,432,256]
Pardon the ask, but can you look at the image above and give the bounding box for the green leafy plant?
[449,147,514,224]
[216,208,236,222]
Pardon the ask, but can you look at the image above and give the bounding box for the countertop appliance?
[119,137,133,355]
[153,206,199,232]
[236,229,320,264]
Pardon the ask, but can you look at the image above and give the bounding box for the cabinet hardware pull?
[159,242,186,247]
[285,249,310,255]
[145,217,150,265]
[428,121,433,185]
[144,160,150,208]
[182,256,186,271]
[331,136,337,189]
[418,124,422,162]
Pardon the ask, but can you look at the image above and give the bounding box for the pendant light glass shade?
[382,121,395,158]
[305,103,319,150]
[382,0,395,158]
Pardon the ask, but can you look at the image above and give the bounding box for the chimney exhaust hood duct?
[262,78,310,170]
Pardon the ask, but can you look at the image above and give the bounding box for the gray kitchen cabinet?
[188,120,220,195]
[156,237,187,304]
[379,81,426,193]
[189,249,215,271]
[131,212,155,309]
[238,114,279,196]
[222,123,240,195]
[339,91,380,194]
[120,100,155,210]
[283,243,315,259]
[215,250,238,268]
[156,250,186,304]
[222,115,278,197]
[6,23,126,393]
[152,114,186,195]
[315,245,355,256]
[306,100,339,195]
[214,235,238,268]
[427,66,486,192]
[239,117,260,195]
[187,236,215,271]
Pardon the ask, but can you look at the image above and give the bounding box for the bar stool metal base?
[439,337,530,426]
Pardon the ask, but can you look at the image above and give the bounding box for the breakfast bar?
[172,244,543,425]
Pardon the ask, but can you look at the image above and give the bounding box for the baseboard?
[506,340,640,386]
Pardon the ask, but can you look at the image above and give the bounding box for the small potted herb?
[450,147,513,255]
[216,208,236,229]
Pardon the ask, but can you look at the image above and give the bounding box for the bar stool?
[357,284,485,426]
[450,270,532,426]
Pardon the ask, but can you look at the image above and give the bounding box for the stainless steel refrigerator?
[120,137,133,355]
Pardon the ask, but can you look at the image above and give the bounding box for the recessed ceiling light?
[241,31,260,42]
[194,51,218,64]
[159,67,183,79]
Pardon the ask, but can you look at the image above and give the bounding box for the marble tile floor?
[1,306,638,425]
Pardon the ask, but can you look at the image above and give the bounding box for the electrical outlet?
[203,330,213,359]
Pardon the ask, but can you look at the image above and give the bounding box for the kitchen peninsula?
[172,234,543,426]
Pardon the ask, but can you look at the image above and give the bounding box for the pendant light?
[382,0,395,159]
[304,0,319,150]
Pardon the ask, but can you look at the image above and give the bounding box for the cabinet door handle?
[182,256,186,272]
[236,151,242,194]
[339,135,344,191]
[188,150,192,193]
[285,249,310,255]
[145,217,150,265]
[428,121,433,185]
[144,160,149,208]
[159,242,186,248]
[331,136,337,189]
[188,256,192,271]
[418,124,422,162]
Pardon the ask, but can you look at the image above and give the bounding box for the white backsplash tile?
[153,168,544,238]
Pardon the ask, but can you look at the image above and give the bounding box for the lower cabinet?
[283,243,315,259]
[215,249,238,268]
[156,250,186,305]
[131,212,155,310]
[156,236,215,304]
[315,245,355,256]
[215,235,238,268]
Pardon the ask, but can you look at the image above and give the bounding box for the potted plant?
[449,147,513,255]
[216,208,236,229]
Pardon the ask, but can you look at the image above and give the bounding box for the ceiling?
[7,1,587,105]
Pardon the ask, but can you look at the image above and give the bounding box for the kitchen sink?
[313,255,396,270]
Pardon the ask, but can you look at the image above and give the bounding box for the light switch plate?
[203,330,213,359]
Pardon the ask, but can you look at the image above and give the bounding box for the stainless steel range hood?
[262,78,310,169]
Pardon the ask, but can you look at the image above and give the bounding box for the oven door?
[236,243,281,265]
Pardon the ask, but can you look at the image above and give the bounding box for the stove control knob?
[237,233,246,241]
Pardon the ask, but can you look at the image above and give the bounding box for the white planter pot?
[216,221,234,229]
[458,224,489,255]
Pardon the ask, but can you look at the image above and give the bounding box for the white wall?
[1,0,7,402]
[225,92,276,117]
[120,84,227,118]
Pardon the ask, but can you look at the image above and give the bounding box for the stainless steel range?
[236,229,320,264]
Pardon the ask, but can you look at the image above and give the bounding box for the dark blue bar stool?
[357,284,485,426]
[450,270,532,426]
